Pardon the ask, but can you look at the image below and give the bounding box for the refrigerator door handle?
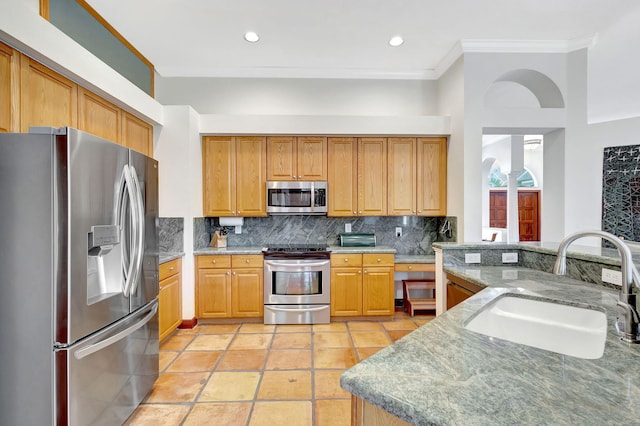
[120,165,140,297]
[73,303,158,360]
[128,166,146,296]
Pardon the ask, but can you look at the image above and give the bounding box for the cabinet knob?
[359,211,363,214]
[232,272,237,276]
[168,266,174,271]
[226,271,230,275]
[412,210,416,213]
[408,266,413,270]
[364,269,368,274]
[344,258,349,262]
[211,260,216,264]
[358,270,362,274]
[377,258,381,263]
[353,211,357,215]
[418,210,422,213]
[246,259,250,263]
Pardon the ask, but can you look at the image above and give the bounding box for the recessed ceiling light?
[389,36,404,47]
[244,32,260,43]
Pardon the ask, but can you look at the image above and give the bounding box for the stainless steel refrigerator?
[0,127,159,425]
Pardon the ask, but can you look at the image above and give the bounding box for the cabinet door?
[122,111,153,156]
[297,136,327,180]
[202,136,236,216]
[446,282,475,310]
[20,55,77,132]
[0,42,19,133]
[236,136,267,216]
[417,137,447,216]
[362,267,394,316]
[197,269,231,318]
[159,274,181,341]
[231,268,264,318]
[358,137,387,216]
[78,87,121,144]
[328,137,358,216]
[267,136,296,180]
[330,268,362,316]
[388,137,416,216]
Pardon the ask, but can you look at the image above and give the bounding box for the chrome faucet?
[553,230,640,343]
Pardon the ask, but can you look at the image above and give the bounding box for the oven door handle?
[265,305,329,313]
[264,261,330,268]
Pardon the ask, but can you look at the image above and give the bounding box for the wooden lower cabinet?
[446,273,484,310]
[159,258,182,341]
[330,253,394,317]
[352,395,410,426]
[196,254,263,318]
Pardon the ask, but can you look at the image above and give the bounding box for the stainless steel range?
[263,244,331,324]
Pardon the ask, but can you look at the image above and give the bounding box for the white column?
[507,136,525,243]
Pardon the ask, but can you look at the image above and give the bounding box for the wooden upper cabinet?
[202,136,267,217]
[0,41,19,133]
[203,136,236,216]
[267,136,327,180]
[235,136,267,217]
[417,137,447,216]
[358,137,387,216]
[78,87,121,144]
[20,55,77,132]
[388,137,417,215]
[122,111,153,156]
[328,137,358,216]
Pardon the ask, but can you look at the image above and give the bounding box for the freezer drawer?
[55,301,159,425]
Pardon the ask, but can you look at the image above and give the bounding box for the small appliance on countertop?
[339,233,377,247]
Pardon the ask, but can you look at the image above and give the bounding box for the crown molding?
[461,36,597,53]
[156,65,437,80]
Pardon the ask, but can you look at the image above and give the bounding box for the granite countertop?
[328,245,396,254]
[341,265,640,425]
[194,247,265,255]
[394,254,435,263]
[159,252,185,264]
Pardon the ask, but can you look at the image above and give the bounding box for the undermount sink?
[464,294,608,359]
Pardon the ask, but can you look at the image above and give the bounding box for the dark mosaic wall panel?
[602,144,640,244]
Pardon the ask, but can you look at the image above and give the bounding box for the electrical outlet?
[395,227,402,237]
[345,223,351,233]
[465,253,481,264]
[602,268,622,285]
[502,252,518,263]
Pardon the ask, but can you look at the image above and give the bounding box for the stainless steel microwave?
[266,181,327,215]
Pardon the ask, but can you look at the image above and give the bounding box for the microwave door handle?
[73,303,158,360]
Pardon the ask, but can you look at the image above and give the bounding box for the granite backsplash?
[193,215,457,255]
[159,217,184,253]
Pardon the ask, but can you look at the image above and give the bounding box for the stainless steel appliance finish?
[266,181,327,215]
[0,127,159,425]
[263,245,331,324]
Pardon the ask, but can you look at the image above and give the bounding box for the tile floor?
[126,311,435,426]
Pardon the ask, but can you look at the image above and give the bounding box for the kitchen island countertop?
[340,264,640,425]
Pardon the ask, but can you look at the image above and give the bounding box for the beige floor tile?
[217,349,268,371]
[199,371,261,401]
[382,319,418,331]
[183,402,252,426]
[158,351,178,372]
[271,332,311,349]
[257,370,312,400]
[350,331,392,348]
[174,327,199,335]
[125,403,190,425]
[159,334,194,351]
[198,324,241,334]
[313,322,348,332]
[313,348,358,369]
[145,372,209,403]
[356,347,382,361]
[186,334,234,351]
[229,333,273,350]
[265,349,312,370]
[388,329,413,342]
[347,321,384,331]
[249,401,312,426]
[313,332,352,348]
[314,370,350,399]
[239,323,276,333]
[315,399,351,426]
[414,316,435,326]
[275,324,312,333]
[165,351,223,373]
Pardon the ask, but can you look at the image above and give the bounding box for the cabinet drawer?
[232,254,264,268]
[159,258,181,281]
[394,263,435,272]
[331,253,363,267]
[363,253,394,266]
[197,255,232,269]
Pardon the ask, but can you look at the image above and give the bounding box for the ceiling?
[86,0,638,80]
